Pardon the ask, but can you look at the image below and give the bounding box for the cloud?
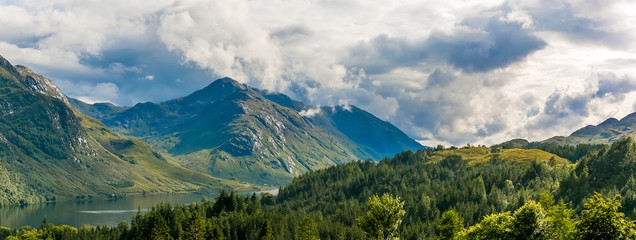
[345,15,546,74]
[57,81,120,104]
[508,0,634,48]
[271,25,313,43]
[157,0,284,88]
[522,72,636,139]
[433,17,546,72]
[298,107,322,118]
[2,0,636,147]
[427,69,456,87]
[596,73,636,99]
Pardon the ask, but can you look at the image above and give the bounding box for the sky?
[2,0,636,146]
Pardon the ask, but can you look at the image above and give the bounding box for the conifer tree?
[358,193,405,240]
[438,209,464,240]
[297,216,320,240]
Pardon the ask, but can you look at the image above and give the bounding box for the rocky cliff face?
[14,65,69,104]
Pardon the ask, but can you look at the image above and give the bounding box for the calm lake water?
[0,193,218,228]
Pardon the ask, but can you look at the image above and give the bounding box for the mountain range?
[72,78,423,185]
[491,113,636,147]
[0,52,423,205]
[542,113,636,144]
[0,55,252,205]
[8,48,636,208]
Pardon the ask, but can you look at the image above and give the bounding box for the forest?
[4,138,636,239]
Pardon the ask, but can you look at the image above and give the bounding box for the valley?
[4,51,636,238]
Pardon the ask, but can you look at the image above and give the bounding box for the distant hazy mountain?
[490,113,636,147]
[0,55,249,206]
[73,78,423,185]
[543,114,636,145]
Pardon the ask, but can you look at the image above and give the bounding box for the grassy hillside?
[76,111,252,191]
[428,146,570,165]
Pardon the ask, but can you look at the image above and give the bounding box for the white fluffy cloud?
[2,0,636,146]
[56,80,121,104]
[158,0,283,88]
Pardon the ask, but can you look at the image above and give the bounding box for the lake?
[0,193,218,228]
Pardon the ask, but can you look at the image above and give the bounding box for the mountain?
[543,113,636,144]
[14,65,69,104]
[0,55,251,206]
[256,90,424,160]
[74,78,423,185]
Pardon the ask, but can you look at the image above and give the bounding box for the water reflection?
[0,193,216,228]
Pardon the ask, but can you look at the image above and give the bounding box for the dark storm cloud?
[345,16,546,74]
[430,17,546,72]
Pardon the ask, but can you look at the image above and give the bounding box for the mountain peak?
[600,117,619,126]
[210,77,244,88]
[177,77,247,105]
[14,65,69,104]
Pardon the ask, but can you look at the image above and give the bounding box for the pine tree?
[297,216,320,240]
[438,209,464,240]
[258,220,274,240]
[357,193,405,240]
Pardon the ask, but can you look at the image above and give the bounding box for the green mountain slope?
[0,55,252,206]
[74,78,422,185]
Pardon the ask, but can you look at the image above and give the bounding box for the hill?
[268,139,636,238]
[0,55,253,206]
[269,146,572,238]
[73,78,423,185]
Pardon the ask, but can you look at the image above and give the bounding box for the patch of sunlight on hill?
[429,146,570,165]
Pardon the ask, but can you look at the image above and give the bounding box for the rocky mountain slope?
[0,55,251,206]
[74,78,423,185]
[257,90,425,160]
